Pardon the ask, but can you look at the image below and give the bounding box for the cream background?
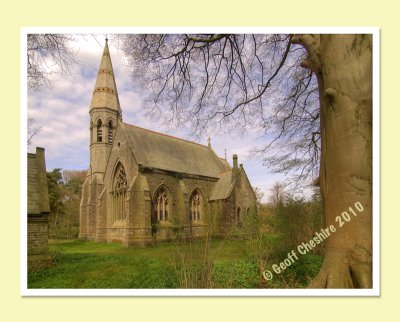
[1,0,396,320]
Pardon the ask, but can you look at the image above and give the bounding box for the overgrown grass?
[28,238,322,289]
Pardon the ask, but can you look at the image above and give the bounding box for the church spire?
[88,39,121,177]
[90,38,121,116]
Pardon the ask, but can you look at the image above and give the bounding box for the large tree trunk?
[293,34,373,288]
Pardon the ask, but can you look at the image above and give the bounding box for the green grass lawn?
[27,238,322,289]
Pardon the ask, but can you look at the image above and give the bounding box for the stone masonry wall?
[232,167,257,224]
[144,170,218,240]
[28,217,48,256]
[27,148,50,269]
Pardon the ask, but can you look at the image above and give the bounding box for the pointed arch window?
[155,187,169,221]
[190,191,202,221]
[108,120,113,143]
[97,119,103,142]
[112,163,127,222]
[236,207,242,225]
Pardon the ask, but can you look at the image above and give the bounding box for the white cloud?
[26,33,309,203]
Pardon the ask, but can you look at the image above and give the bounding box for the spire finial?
[207,137,211,148]
[224,148,227,159]
[105,34,108,42]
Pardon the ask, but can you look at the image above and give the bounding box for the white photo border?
[20,26,380,297]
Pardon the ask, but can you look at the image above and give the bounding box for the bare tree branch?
[27,118,41,145]
[27,34,77,91]
[119,34,320,185]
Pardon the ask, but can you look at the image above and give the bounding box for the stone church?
[79,40,257,246]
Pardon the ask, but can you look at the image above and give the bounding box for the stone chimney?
[36,147,50,213]
[232,154,238,181]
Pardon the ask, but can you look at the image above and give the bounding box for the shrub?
[268,190,324,256]
[212,260,259,288]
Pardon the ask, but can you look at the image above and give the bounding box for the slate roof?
[209,171,235,200]
[27,148,50,215]
[218,158,231,170]
[121,123,230,178]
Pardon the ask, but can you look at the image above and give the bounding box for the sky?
[26,34,298,203]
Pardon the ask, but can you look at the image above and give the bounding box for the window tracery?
[112,163,127,222]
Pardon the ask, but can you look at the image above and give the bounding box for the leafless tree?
[253,186,265,206]
[120,34,373,288]
[120,34,320,185]
[27,34,76,90]
[62,169,87,184]
[269,182,286,206]
[27,118,41,145]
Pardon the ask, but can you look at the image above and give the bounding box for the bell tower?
[89,38,122,179]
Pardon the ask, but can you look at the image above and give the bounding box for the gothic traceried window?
[97,119,102,142]
[155,187,169,221]
[112,163,127,222]
[190,191,202,221]
[108,120,113,143]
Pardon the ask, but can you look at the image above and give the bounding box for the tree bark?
[293,34,373,288]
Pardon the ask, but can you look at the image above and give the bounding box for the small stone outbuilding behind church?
[27,147,50,269]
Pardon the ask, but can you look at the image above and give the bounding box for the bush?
[212,260,259,288]
[264,253,324,288]
[268,190,324,256]
[168,236,213,288]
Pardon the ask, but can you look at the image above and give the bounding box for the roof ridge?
[122,122,211,150]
